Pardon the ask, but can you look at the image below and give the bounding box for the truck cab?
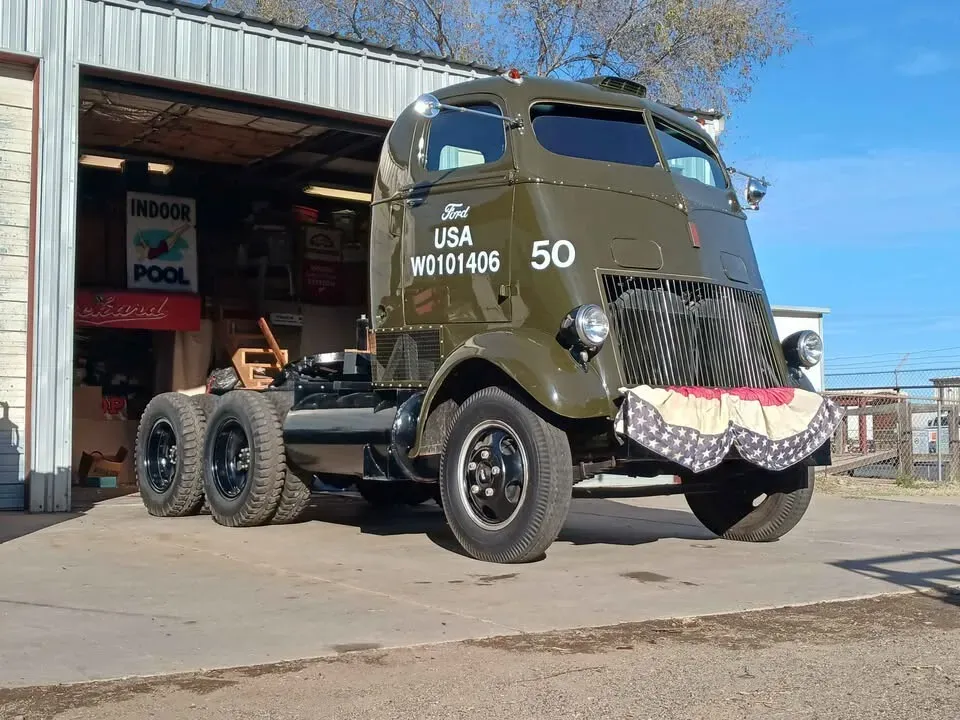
[135,72,843,564]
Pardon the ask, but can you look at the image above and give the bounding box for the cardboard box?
[72,418,136,486]
[73,385,104,421]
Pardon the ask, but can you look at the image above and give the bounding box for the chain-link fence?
[820,366,960,484]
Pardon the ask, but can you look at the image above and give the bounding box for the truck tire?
[191,393,219,420]
[438,386,573,563]
[356,480,435,507]
[261,390,313,524]
[203,390,286,527]
[135,392,206,518]
[684,465,815,542]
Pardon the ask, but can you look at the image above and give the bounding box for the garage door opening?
[70,75,385,499]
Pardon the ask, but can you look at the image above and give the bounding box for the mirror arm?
[436,102,524,131]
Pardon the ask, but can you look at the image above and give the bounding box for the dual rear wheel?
[136,390,311,527]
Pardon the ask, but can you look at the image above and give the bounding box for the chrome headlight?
[574,305,610,346]
[560,304,609,351]
[782,330,823,368]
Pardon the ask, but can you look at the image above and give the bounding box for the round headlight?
[574,304,610,347]
[784,330,823,368]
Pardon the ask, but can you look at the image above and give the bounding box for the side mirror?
[411,93,524,130]
[745,177,768,208]
[413,94,441,119]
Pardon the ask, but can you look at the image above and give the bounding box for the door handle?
[405,197,423,208]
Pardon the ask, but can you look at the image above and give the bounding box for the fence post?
[949,406,959,484]
[898,400,914,479]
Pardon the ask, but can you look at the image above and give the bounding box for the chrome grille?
[373,329,442,384]
[600,273,786,388]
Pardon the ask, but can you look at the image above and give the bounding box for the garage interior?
[71,74,386,492]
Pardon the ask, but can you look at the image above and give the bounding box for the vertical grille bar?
[373,329,442,383]
[600,272,786,389]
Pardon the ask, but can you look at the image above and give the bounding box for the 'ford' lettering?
[134,264,190,286]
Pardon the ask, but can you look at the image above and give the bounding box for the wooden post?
[898,399,914,479]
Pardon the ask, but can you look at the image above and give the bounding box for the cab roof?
[431,74,719,150]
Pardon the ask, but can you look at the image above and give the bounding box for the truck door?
[401,94,515,325]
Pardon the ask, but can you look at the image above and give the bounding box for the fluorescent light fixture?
[79,154,125,171]
[303,185,372,203]
[148,162,174,175]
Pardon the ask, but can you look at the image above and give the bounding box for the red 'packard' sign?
[75,290,201,332]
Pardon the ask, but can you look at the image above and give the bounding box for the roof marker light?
[504,68,524,84]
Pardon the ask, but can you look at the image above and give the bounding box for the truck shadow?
[831,548,960,604]
[299,494,714,558]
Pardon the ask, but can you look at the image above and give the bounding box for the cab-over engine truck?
[134,72,843,564]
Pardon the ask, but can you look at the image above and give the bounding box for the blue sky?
[718,0,960,387]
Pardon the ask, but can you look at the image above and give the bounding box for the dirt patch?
[3,590,958,718]
[817,473,960,500]
[466,589,960,655]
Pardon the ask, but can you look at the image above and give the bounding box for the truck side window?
[652,118,728,189]
[424,102,506,172]
[529,102,660,167]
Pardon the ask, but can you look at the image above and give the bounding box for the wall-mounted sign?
[75,290,201,332]
[126,192,198,293]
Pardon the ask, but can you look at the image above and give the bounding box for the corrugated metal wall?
[0,0,41,56]
[30,0,81,512]
[77,0,491,121]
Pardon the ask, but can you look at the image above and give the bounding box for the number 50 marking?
[531,239,576,270]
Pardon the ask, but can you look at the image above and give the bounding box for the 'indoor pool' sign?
[126,192,199,293]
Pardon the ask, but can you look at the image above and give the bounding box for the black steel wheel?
[439,386,573,563]
[135,392,206,517]
[457,420,528,528]
[203,390,286,527]
[685,464,815,542]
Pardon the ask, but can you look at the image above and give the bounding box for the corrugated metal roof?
[152,0,502,73]
[76,0,499,122]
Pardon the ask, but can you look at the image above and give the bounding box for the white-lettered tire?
[438,386,573,563]
[203,390,286,527]
[135,392,206,517]
[685,464,815,542]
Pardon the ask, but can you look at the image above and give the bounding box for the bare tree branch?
[219,0,802,111]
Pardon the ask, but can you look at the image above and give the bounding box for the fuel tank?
[282,384,426,482]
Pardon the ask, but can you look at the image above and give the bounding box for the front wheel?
[439,387,573,564]
[684,464,815,542]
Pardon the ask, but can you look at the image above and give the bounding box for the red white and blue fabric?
[613,386,845,474]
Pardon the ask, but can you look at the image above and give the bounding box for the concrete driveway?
[1,488,958,687]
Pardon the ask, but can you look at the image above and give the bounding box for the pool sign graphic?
[126,192,199,293]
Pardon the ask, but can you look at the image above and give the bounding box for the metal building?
[0,0,493,512]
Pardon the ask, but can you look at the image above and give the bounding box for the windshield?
[529,102,661,168]
[652,117,728,189]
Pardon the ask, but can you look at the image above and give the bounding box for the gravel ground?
[3,591,959,720]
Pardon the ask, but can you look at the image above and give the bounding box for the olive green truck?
[135,72,843,564]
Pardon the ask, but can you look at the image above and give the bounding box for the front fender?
[411,329,613,455]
